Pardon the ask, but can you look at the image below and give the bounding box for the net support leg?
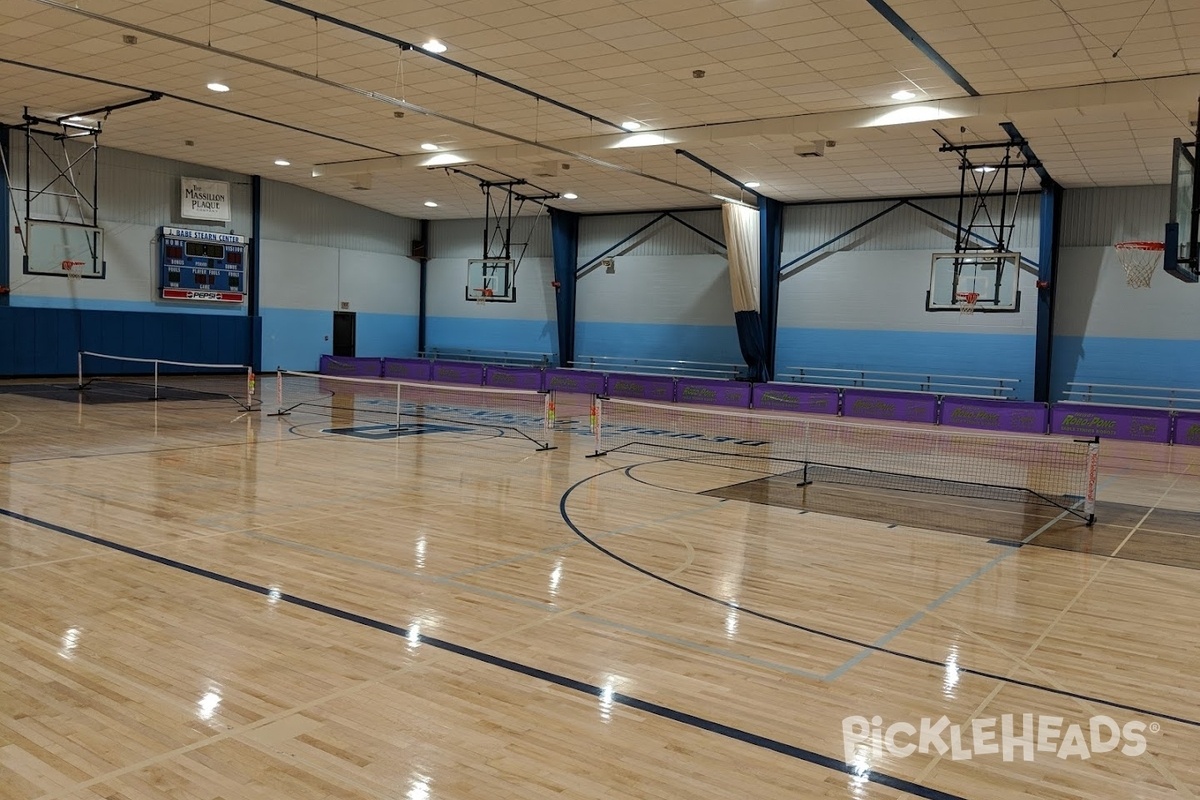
[586,395,608,458]
[1084,438,1099,526]
[152,360,160,402]
[391,382,402,431]
[796,462,812,488]
[268,369,290,416]
[534,390,557,452]
[76,350,82,390]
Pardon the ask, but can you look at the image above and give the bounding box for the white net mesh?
[592,398,1099,523]
[273,370,556,450]
[62,260,84,281]
[1115,242,1163,288]
[956,291,980,315]
[77,351,256,409]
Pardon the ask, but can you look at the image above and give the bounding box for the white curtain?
[723,202,760,313]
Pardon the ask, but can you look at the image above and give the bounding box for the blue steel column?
[417,218,429,356]
[1035,182,1062,403]
[249,174,262,371]
[0,125,9,307]
[550,207,579,367]
[758,196,783,381]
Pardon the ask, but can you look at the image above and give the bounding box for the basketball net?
[473,278,494,307]
[955,291,980,315]
[62,259,84,281]
[1114,241,1163,288]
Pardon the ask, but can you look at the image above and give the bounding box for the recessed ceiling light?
[621,121,642,131]
[424,200,438,207]
[206,82,230,93]
[891,89,916,101]
[420,143,439,151]
[422,39,447,53]
[562,192,578,200]
[274,159,290,166]
[744,181,760,188]
[974,165,998,173]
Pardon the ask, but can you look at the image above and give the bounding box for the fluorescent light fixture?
[206,82,230,93]
[274,159,290,166]
[420,143,439,151]
[422,39,447,53]
[613,132,671,149]
[744,181,760,188]
[869,105,952,126]
[562,192,578,200]
[67,115,86,122]
[424,200,438,207]
[974,165,997,173]
[891,89,916,101]
[621,121,642,131]
[422,152,467,166]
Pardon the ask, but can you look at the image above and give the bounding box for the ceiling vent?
[794,140,835,158]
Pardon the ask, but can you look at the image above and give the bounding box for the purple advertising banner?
[843,389,938,424]
[752,383,840,415]
[1050,403,1171,443]
[545,368,606,395]
[1175,411,1200,446]
[320,355,382,377]
[382,358,431,382]
[940,396,1048,434]
[676,378,752,409]
[485,366,545,391]
[432,361,485,385]
[605,372,676,402]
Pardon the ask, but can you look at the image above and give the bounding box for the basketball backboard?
[1165,136,1199,283]
[25,220,105,279]
[926,251,1021,312]
[465,258,516,303]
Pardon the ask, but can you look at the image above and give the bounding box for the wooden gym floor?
[1,378,1199,800]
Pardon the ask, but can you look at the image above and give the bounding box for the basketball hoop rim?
[1114,241,1164,251]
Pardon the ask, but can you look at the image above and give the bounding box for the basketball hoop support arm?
[11,93,160,265]
[444,166,557,275]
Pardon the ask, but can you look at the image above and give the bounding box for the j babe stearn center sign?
[181,177,231,222]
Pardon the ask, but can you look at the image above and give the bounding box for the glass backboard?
[1166,137,1199,282]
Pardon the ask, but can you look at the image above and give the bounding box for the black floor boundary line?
[558,469,1200,731]
[0,505,964,800]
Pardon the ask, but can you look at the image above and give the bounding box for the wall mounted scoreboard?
[158,226,247,302]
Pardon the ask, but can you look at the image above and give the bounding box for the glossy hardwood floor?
[1,379,1199,800]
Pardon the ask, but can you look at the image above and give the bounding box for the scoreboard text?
[158,226,247,303]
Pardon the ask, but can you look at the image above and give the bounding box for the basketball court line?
[824,503,1079,681]
[909,472,1197,796]
[558,467,1200,729]
[573,612,826,679]
[243,529,559,612]
[0,504,968,800]
[443,496,726,580]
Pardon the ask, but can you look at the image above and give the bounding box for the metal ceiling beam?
[260,0,625,133]
[28,0,717,200]
[862,0,1053,185]
[312,73,1200,177]
[862,0,980,98]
